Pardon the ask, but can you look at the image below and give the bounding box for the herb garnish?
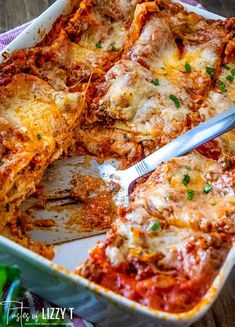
[169,94,181,108]
[151,78,160,86]
[182,174,190,186]
[185,63,191,73]
[226,75,234,82]
[151,220,161,231]
[96,41,102,49]
[218,81,227,92]
[206,67,214,79]
[187,189,195,200]
[222,64,230,70]
[203,184,212,194]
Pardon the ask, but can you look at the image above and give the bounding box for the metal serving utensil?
[103,106,235,203]
[24,107,235,244]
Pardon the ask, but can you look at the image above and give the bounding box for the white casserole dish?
[0,1,234,326]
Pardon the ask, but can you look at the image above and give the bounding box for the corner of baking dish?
[0,0,79,63]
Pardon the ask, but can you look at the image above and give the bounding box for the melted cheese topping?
[217,63,235,102]
[79,18,127,51]
[99,60,191,139]
[126,5,228,93]
[106,222,219,279]
[128,16,178,72]
[129,152,235,233]
[1,74,80,148]
[90,0,138,20]
[0,74,81,228]
[183,42,219,74]
[199,63,235,155]
[97,151,234,295]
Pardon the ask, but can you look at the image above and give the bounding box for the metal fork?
[98,106,235,204]
[24,107,235,244]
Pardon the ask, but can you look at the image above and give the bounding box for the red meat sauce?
[78,235,231,313]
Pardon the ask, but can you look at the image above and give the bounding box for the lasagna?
[0,74,82,230]
[0,0,235,314]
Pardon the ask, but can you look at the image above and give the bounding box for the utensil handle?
[128,107,235,178]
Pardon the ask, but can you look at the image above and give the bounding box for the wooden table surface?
[0,1,235,327]
[200,0,235,17]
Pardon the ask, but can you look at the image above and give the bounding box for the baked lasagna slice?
[125,1,233,95]
[0,74,83,230]
[0,33,118,92]
[128,151,235,234]
[78,151,234,312]
[77,59,198,167]
[76,1,234,167]
[79,206,231,313]
[0,0,135,92]
[44,0,138,83]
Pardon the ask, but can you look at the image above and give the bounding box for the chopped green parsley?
[182,174,190,186]
[37,134,42,140]
[151,220,161,231]
[96,41,102,49]
[185,63,191,73]
[206,67,214,79]
[187,189,195,200]
[222,64,230,70]
[169,94,181,108]
[218,81,227,92]
[231,68,235,76]
[111,45,117,51]
[151,78,160,86]
[226,75,234,82]
[203,184,212,194]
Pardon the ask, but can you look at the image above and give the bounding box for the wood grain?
[0,1,235,327]
[200,0,235,17]
[192,267,235,327]
[0,0,56,32]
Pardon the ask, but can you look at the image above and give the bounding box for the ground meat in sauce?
[69,175,120,230]
[2,213,54,260]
